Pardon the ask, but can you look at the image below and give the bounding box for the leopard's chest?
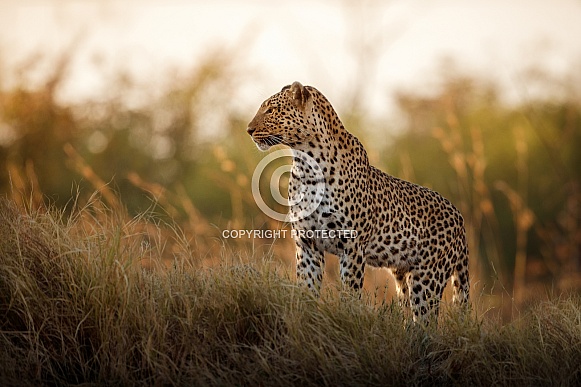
[289,173,368,254]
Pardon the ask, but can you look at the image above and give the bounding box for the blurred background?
[1,0,580,318]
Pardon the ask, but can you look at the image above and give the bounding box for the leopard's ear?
[290,81,311,109]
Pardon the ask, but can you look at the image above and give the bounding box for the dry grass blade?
[1,196,580,385]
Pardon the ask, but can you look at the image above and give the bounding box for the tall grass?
[1,197,580,386]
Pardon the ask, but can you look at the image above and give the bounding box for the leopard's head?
[247,81,314,151]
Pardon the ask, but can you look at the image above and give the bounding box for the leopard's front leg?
[339,246,366,297]
[295,237,325,297]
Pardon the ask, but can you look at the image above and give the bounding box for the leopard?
[247,81,469,322]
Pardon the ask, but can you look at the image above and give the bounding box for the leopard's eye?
[264,107,273,115]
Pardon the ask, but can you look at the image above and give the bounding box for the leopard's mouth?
[254,135,284,151]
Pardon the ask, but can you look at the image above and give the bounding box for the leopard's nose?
[247,127,255,136]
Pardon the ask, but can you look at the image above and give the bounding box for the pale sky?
[1,0,580,124]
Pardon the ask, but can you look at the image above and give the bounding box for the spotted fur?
[247,81,469,321]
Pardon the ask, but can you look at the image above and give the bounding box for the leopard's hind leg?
[451,231,470,305]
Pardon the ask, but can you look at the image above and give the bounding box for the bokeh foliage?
[0,51,579,312]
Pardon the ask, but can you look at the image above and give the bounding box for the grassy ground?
[1,197,580,386]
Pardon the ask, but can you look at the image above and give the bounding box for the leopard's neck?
[290,106,369,188]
